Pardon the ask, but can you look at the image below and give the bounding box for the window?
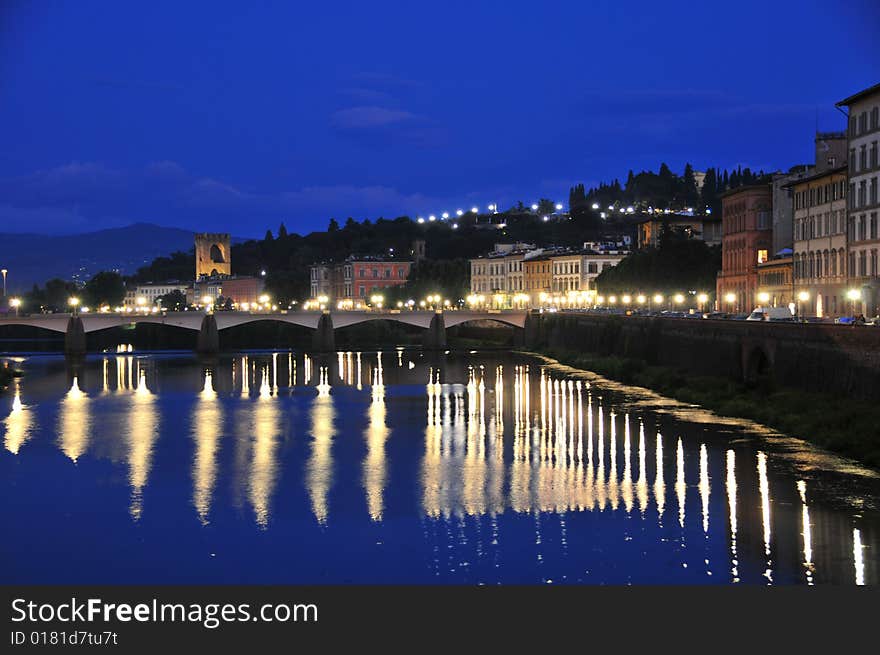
[757,249,768,265]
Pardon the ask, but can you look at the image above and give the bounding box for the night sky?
[1,0,878,237]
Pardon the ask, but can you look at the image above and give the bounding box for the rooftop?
[836,81,880,107]
[780,165,848,189]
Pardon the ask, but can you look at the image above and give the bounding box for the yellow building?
[756,256,793,309]
[523,255,552,305]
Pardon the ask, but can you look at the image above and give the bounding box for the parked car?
[746,306,795,322]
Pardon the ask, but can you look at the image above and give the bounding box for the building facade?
[124,282,190,308]
[756,256,793,310]
[637,215,722,249]
[523,255,553,304]
[551,253,582,292]
[716,184,773,312]
[310,264,333,299]
[195,233,232,278]
[343,258,411,300]
[790,167,848,317]
[581,252,627,290]
[837,83,880,316]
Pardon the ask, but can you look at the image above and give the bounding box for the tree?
[537,198,556,215]
[278,222,288,238]
[682,163,699,207]
[83,271,125,307]
[38,278,79,312]
[328,218,340,232]
[264,229,274,242]
[156,289,187,311]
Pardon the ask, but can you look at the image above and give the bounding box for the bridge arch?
[742,342,773,387]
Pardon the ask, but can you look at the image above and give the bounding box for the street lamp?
[68,297,80,315]
[697,293,709,312]
[9,297,21,316]
[1,269,6,296]
[847,288,861,316]
[724,292,736,313]
[757,291,770,305]
[797,290,810,321]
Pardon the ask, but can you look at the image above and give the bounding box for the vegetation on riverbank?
[1,361,20,391]
[530,347,880,469]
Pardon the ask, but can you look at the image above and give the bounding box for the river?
[1,350,877,584]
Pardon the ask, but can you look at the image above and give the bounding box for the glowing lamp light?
[456,209,463,216]
[201,295,213,305]
[797,291,810,302]
[259,294,271,304]
[68,297,79,307]
[531,204,539,211]
[429,215,436,222]
[636,295,646,305]
[417,217,425,224]
[757,292,770,304]
[591,203,599,210]
[674,293,685,304]
[10,297,22,308]
[622,294,632,304]
[847,289,861,301]
[697,293,709,304]
[555,203,563,211]
[653,294,664,304]
[724,293,736,304]
[471,207,478,213]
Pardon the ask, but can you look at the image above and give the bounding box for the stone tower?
[195,233,231,279]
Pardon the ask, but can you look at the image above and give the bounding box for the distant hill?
[0,223,246,291]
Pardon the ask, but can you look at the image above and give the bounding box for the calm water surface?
[1,350,878,584]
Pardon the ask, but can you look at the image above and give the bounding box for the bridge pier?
[196,314,219,354]
[312,313,336,352]
[64,316,86,356]
[423,312,447,350]
[517,312,539,349]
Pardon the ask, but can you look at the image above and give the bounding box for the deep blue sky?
[1,1,878,238]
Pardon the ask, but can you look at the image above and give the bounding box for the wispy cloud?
[331,105,418,129]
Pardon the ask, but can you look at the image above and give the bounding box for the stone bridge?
[0,310,529,354]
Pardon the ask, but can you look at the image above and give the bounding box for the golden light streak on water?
[192,370,221,524]
[757,451,773,583]
[241,356,249,396]
[676,437,686,529]
[621,413,633,513]
[699,444,710,534]
[127,369,157,520]
[797,480,814,585]
[307,366,335,524]
[364,353,388,521]
[854,528,865,585]
[654,431,665,520]
[4,380,33,455]
[58,376,89,462]
[637,421,648,514]
[250,366,281,528]
[727,449,739,583]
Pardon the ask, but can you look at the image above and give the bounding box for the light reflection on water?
[1,350,878,585]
